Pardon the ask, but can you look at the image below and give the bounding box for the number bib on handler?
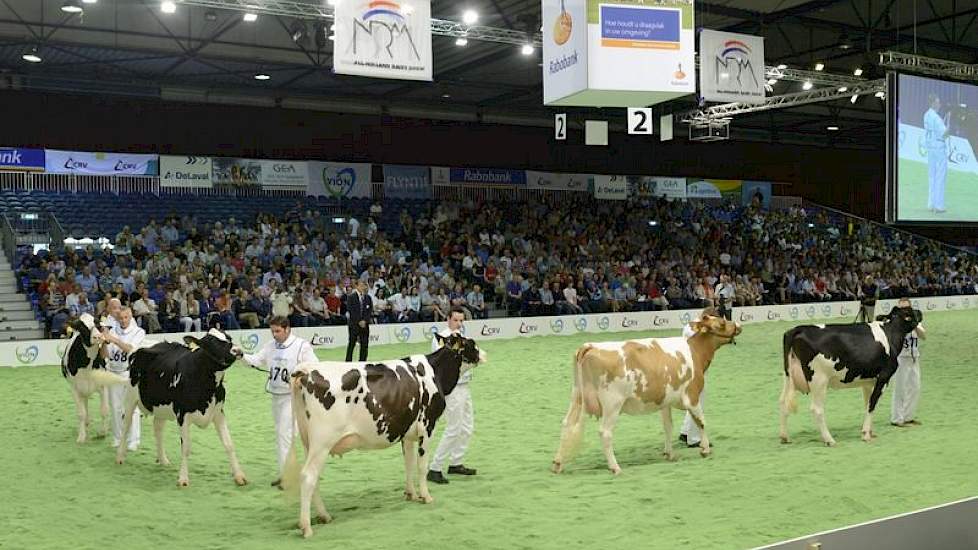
[106,324,146,373]
[266,342,303,394]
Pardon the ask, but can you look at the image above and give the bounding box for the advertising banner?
[45,150,158,176]
[593,174,628,200]
[687,179,742,199]
[525,170,590,191]
[699,29,766,104]
[449,168,526,186]
[542,0,589,105]
[307,162,372,198]
[212,157,261,187]
[260,160,309,191]
[160,155,212,188]
[0,148,44,171]
[333,0,433,81]
[383,165,432,199]
[742,181,772,207]
[629,176,687,199]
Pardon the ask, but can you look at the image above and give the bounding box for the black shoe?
[427,470,449,484]
[271,478,282,489]
[679,434,688,444]
[448,465,477,476]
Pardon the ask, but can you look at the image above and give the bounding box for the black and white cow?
[779,306,923,446]
[285,333,485,538]
[60,313,126,443]
[114,328,247,487]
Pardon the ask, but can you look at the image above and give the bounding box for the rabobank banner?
[0,148,45,171]
[45,150,158,176]
[525,170,590,192]
[5,294,974,367]
[160,155,212,188]
[543,0,588,105]
[260,160,309,191]
[450,168,526,186]
[307,162,372,198]
[383,165,432,199]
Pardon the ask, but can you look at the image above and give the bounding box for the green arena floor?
[2,310,976,549]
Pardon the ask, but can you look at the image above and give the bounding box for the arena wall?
[2,295,973,368]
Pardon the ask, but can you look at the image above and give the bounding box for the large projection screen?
[891,73,978,223]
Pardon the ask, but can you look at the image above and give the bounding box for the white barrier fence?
[3,295,975,368]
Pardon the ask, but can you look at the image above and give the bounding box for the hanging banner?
[260,160,309,191]
[544,0,695,108]
[687,179,742,199]
[212,157,261,187]
[333,0,433,81]
[45,150,158,176]
[431,166,450,185]
[630,176,687,199]
[307,162,372,198]
[525,170,590,191]
[383,165,431,199]
[699,29,766,104]
[593,175,628,200]
[449,168,526,186]
[742,181,772,207]
[160,155,212,188]
[0,148,45,171]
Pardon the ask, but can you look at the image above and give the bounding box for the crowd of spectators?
[17,195,978,338]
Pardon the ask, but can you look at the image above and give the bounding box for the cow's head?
[690,315,742,346]
[184,328,239,370]
[877,306,923,333]
[434,333,486,365]
[66,313,103,348]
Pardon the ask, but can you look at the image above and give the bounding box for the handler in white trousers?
[924,94,949,213]
[100,307,144,451]
[680,306,717,447]
[238,315,317,487]
[427,306,476,484]
[891,298,926,427]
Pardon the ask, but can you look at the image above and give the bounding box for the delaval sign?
[450,168,526,186]
[0,148,44,171]
[45,150,158,176]
[160,156,212,188]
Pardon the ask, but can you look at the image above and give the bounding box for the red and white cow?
[283,333,485,538]
[552,315,741,475]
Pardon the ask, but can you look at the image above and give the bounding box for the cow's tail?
[281,367,311,497]
[85,369,129,388]
[552,345,593,473]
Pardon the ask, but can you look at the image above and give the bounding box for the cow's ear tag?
[186,341,199,351]
[65,325,75,336]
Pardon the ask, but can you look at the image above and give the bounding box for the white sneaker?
[112,440,121,448]
[127,443,139,452]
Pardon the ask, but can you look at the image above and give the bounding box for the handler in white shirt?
[891,299,927,427]
[100,307,145,451]
[680,306,717,447]
[237,315,317,487]
[427,306,477,484]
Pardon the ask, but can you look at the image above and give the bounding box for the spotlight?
[802,81,813,90]
[455,37,468,46]
[853,67,863,76]
[850,94,859,104]
[875,91,886,99]
[290,20,308,44]
[21,46,42,63]
[61,0,83,13]
[777,64,787,70]
[827,126,839,131]
[254,73,271,80]
[82,0,97,4]
[462,9,478,25]
[838,86,848,92]
[814,62,824,71]
[521,43,535,56]
[161,1,176,14]
[243,12,258,22]
[767,79,777,85]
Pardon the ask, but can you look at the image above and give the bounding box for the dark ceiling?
[1,0,977,148]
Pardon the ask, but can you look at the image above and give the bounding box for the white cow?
[60,313,127,443]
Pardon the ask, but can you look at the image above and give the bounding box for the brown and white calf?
[283,333,485,538]
[552,315,741,475]
[60,313,126,443]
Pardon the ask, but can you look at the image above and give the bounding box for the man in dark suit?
[345,279,373,361]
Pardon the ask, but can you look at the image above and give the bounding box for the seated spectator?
[159,291,182,332]
[522,281,541,316]
[212,289,241,330]
[449,283,471,320]
[306,288,329,326]
[563,282,584,315]
[132,287,162,333]
[70,292,95,318]
[466,284,487,319]
[180,290,202,333]
[539,281,555,316]
[324,290,346,326]
[235,289,262,329]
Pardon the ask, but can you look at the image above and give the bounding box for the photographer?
[714,274,735,321]
[855,275,879,323]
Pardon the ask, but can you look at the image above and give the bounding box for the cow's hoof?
[77,437,87,445]
[663,452,678,462]
[233,474,248,486]
[551,462,563,474]
[404,491,416,502]
[157,457,171,466]
[115,456,125,465]
[418,495,434,504]
[699,448,712,458]
[315,513,333,525]
[177,479,190,487]
[780,436,790,444]
[609,466,622,476]
[824,440,837,447]
[301,526,313,539]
